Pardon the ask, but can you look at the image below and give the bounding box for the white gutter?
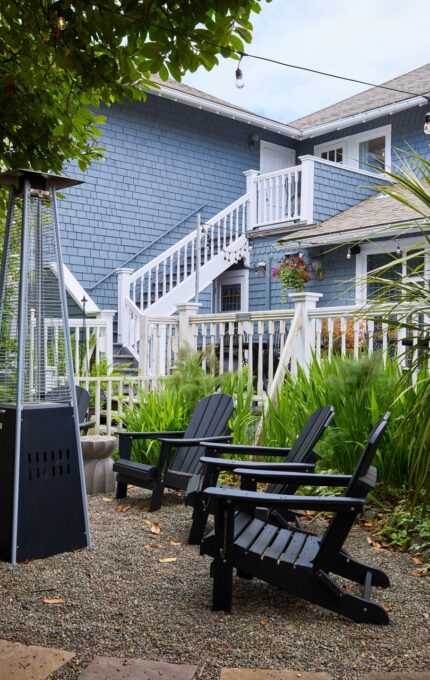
[152,83,301,138]
[150,83,430,141]
[299,95,430,139]
[276,221,425,249]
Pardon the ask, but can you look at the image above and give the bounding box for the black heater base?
[0,403,88,562]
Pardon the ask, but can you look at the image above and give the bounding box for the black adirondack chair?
[186,405,334,544]
[45,385,95,433]
[113,393,234,512]
[201,412,391,624]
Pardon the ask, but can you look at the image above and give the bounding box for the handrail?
[129,193,249,284]
[189,309,296,324]
[89,202,208,290]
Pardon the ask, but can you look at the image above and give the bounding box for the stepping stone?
[221,672,332,680]
[361,674,430,680]
[0,639,74,679]
[78,656,198,679]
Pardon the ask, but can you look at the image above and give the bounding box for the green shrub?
[261,354,429,503]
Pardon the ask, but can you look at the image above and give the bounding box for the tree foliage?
[0,0,268,172]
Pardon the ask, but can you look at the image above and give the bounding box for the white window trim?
[213,269,249,313]
[314,124,392,172]
[355,235,430,303]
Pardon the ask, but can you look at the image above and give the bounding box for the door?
[214,269,248,313]
[260,140,296,173]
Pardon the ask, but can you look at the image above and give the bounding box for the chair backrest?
[169,393,235,476]
[315,412,391,572]
[75,386,90,423]
[44,385,90,423]
[268,405,334,495]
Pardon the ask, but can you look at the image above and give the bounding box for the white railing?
[139,315,179,376]
[43,316,113,388]
[309,304,413,364]
[75,375,161,435]
[128,194,249,314]
[254,165,302,226]
[188,309,297,398]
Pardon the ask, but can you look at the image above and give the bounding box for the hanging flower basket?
[272,255,312,299]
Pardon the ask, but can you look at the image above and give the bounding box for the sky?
[184,0,430,124]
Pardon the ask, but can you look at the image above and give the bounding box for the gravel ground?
[0,489,429,680]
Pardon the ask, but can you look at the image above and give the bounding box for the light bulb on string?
[425,99,430,134]
[57,2,67,30]
[346,248,351,260]
[396,239,401,256]
[235,54,245,89]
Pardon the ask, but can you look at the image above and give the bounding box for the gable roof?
[288,63,430,131]
[277,191,430,248]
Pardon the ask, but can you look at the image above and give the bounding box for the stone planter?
[80,435,117,495]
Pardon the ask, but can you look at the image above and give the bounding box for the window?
[367,252,402,301]
[315,125,391,171]
[220,284,241,312]
[321,147,343,163]
[359,136,385,171]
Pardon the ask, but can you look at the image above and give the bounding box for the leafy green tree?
[0,1,267,173]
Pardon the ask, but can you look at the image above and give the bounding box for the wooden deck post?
[176,302,201,351]
[243,169,259,229]
[289,292,323,373]
[116,267,133,344]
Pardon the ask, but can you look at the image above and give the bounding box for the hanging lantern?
[0,170,90,563]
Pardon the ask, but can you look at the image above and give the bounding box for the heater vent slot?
[27,449,72,482]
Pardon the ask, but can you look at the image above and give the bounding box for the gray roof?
[149,75,253,115]
[288,63,430,130]
[278,190,430,246]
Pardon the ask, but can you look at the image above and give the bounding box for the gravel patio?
[0,489,429,680]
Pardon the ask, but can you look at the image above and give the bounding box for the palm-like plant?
[366,150,430,507]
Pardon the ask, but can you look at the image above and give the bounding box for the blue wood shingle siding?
[58,95,293,309]
[312,161,378,222]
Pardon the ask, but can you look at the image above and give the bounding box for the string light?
[57,2,67,30]
[235,54,245,89]
[97,5,430,104]
[424,102,430,134]
[396,239,401,256]
[346,248,351,260]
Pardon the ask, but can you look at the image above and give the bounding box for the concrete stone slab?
[220,671,333,680]
[361,674,430,680]
[0,639,74,680]
[78,656,198,680]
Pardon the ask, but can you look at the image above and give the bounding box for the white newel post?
[138,314,149,375]
[99,310,115,366]
[176,302,200,351]
[289,292,322,373]
[116,267,133,344]
[244,169,259,229]
[298,155,315,225]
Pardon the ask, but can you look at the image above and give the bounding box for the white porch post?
[176,302,200,350]
[289,292,322,373]
[244,169,259,229]
[298,155,315,225]
[116,267,133,344]
[99,309,115,366]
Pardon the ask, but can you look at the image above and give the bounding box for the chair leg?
[149,482,164,512]
[212,557,233,612]
[333,551,390,588]
[188,501,210,545]
[116,482,128,499]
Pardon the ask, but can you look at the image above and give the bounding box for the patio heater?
[0,170,90,563]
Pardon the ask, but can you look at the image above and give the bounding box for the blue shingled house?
[57,63,430,370]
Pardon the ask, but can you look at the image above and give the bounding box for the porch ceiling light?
[424,112,430,135]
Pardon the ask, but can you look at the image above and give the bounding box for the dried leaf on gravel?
[259,619,268,626]
[159,557,177,563]
[116,505,131,513]
[412,556,424,565]
[150,521,161,534]
[367,537,381,550]
[170,541,183,546]
[102,497,113,502]
[411,571,429,577]
[140,504,150,511]
[43,598,65,605]
[142,518,151,525]
[360,519,373,527]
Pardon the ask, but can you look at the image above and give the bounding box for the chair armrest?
[118,431,185,440]
[203,441,293,457]
[199,457,315,473]
[233,469,352,486]
[117,431,185,461]
[79,420,96,432]
[158,435,233,446]
[204,486,364,513]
